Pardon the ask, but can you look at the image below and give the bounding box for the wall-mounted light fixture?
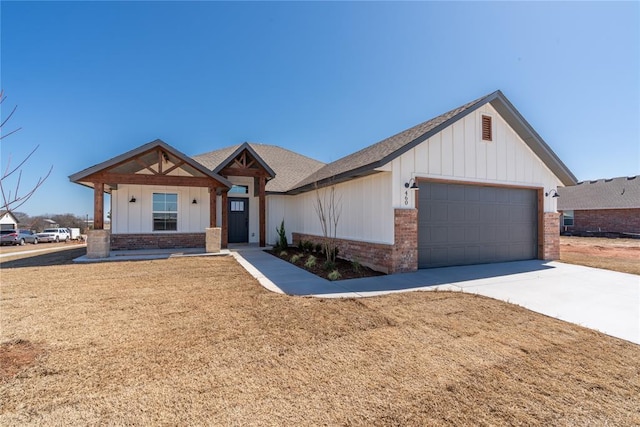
[129,196,137,203]
[192,198,197,205]
[404,179,419,190]
[545,189,560,198]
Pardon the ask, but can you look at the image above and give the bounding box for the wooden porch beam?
[162,160,186,176]
[135,158,159,175]
[221,191,228,248]
[86,172,221,188]
[259,176,266,247]
[93,182,104,230]
[209,186,217,228]
[219,168,270,178]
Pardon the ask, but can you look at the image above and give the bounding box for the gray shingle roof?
[194,90,576,195]
[558,176,640,210]
[290,93,493,192]
[288,90,577,193]
[193,143,325,193]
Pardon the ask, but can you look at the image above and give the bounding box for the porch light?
[192,198,197,204]
[545,189,560,198]
[129,196,136,203]
[404,179,419,190]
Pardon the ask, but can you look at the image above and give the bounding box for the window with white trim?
[153,193,178,231]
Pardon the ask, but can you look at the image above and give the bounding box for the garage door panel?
[418,182,538,268]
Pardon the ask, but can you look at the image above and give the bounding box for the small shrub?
[305,255,317,269]
[352,259,361,273]
[314,243,322,253]
[323,260,335,271]
[275,219,288,250]
[304,241,314,253]
[290,254,302,264]
[279,250,288,257]
[327,270,342,281]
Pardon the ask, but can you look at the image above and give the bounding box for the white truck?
[36,228,71,243]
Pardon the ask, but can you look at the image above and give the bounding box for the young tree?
[313,182,342,265]
[0,91,52,212]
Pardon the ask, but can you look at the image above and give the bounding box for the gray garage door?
[418,182,538,268]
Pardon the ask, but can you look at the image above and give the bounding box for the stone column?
[87,229,110,259]
[206,227,221,253]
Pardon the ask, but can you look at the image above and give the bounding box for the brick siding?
[568,209,640,234]
[110,233,205,250]
[292,232,394,273]
[542,212,560,260]
[292,209,418,274]
[391,209,418,272]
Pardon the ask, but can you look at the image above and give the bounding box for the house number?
[404,190,409,205]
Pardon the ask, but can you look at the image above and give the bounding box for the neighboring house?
[0,211,19,230]
[558,176,640,236]
[70,90,576,273]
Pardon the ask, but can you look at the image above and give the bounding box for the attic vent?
[481,115,492,141]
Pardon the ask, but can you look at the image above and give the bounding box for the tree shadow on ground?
[0,247,86,269]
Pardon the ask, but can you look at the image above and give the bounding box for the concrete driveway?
[233,249,640,345]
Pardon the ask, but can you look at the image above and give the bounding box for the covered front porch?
[69,140,231,258]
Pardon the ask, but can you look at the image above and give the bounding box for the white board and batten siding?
[267,173,394,246]
[111,184,210,234]
[390,104,563,212]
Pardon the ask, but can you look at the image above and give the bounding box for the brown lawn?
[560,236,640,275]
[1,255,639,426]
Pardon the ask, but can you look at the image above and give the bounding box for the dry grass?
[1,256,639,425]
[560,236,640,275]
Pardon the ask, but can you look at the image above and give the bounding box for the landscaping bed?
[266,246,385,280]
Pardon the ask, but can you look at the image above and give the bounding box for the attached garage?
[418,181,539,268]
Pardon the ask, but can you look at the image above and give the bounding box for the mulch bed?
[266,246,384,280]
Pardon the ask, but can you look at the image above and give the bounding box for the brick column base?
[87,229,110,259]
[543,212,560,260]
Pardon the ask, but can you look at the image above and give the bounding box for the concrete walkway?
[232,249,640,345]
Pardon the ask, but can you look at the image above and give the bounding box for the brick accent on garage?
[110,233,205,250]
[391,208,418,272]
[542,212,560,260]
[292,232,394,273]
[569,208,640,234]
[292,209,418,274]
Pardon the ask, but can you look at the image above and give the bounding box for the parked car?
[0,229,39,246]
[36,228,71,243]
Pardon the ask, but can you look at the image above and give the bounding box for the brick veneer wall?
[111,233,205,250]
[570,208,640,234]
[292,209,418,274]
[292,232,394,273]
[391,209,418,272]
[542,212,560,260]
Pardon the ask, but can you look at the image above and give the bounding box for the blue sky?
[1,1,638,217]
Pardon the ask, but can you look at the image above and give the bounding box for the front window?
[563,210,574,227]
[153,193,178,231]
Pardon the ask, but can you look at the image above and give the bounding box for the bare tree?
[0,91,52,212]
[313,182,342,265]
